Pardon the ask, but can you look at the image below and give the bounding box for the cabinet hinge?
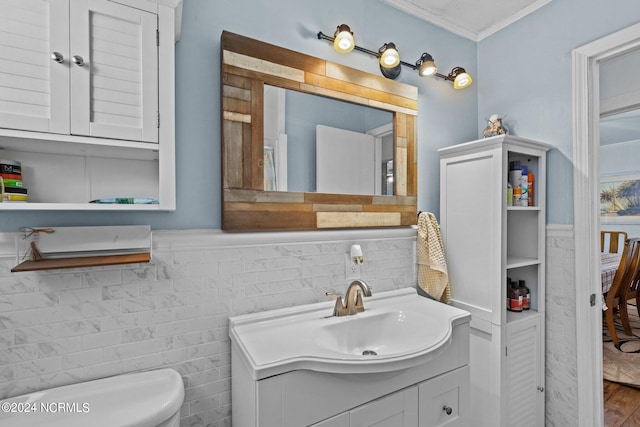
[156,30,160,47]
[505,346,508,357]
[156,111,160,128]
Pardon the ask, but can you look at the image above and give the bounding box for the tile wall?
[0,228,417,426]
[545,225,578,426]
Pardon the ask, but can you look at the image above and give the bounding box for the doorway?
[573,22,640,427]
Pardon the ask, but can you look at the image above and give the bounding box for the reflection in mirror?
[264,85,393,195]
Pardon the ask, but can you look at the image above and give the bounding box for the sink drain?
[362,350,377,356]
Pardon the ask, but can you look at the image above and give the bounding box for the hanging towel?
[417,212,451,303]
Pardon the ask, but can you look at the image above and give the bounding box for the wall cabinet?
[0,0,181,210]
[439,135,551,427]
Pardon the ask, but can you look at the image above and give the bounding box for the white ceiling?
[380,0,552,41]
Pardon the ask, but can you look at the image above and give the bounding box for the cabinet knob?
[443,405,453,415]
[72,55,85,67]
[537,386,545,392]
[51,52,64,63]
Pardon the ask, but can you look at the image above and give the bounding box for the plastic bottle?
[520,166,528,206]
[513,187,521,206]
[507,280,523,312]
[508,161,522,192]
[518,280,530,310]
[506,182,513,207]
[528,170,534,206]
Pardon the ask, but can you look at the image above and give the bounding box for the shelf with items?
[0,144,162,208]
[506,151,541,208]
[0,0,181,211]
[506,263,541,319]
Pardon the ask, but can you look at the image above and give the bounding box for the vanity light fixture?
[448,66,473,90]
[379,42,400,68]
[378,42,402,79]
[317,25,472,89]
[333,24,355,53]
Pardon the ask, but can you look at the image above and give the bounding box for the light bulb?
[379,43,400,68]
[333,25,354,54]
[453,72,472,89]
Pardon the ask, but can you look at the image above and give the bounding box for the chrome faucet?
[332,280,373,317]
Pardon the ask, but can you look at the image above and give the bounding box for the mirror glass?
[264,85,393,195]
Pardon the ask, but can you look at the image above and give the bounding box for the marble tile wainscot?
[0,227,417,426]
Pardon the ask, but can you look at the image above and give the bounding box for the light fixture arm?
[317,30,471,88]
[318,31,420,70]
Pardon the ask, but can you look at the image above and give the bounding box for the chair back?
[601,230,628,254]
[606,239,630,307]
[618,238,640,303]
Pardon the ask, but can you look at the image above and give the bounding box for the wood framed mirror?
[221,31,418,231]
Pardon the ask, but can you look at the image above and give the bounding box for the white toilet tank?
[0,368,184,427]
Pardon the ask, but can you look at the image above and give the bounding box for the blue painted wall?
[477,0,640,224]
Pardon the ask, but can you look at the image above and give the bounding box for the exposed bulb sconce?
[351,244,363,265]
[317,24,472,89]
[333,24,355,53]
[379,43,400,68]
[416,52,437,77]
[378,42,402,79]
[448,66,473,90]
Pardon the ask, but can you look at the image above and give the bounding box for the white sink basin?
[229,288,470,379]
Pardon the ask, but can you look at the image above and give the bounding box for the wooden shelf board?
[11,253,151,272]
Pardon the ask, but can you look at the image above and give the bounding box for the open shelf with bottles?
[506,263,541,322]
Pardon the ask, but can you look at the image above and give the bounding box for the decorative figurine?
[483,114,508,138]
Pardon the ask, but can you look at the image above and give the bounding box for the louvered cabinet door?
[0,0,70,134]
[505,316,544,427]
[69,0,158,143]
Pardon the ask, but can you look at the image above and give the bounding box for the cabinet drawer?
[418,366,469,427]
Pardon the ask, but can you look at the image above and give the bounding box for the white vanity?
[229,288,470,427]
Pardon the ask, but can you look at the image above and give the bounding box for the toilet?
[0,368,184,427]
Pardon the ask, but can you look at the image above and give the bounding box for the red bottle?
[519,280,530,310]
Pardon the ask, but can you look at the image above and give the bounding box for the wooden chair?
[605,238,640,348]
[619,238,640,335]
[601,230,628,254]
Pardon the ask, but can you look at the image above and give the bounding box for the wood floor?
[604,379,640,426]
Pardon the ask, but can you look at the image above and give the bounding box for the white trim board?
[573,22,640,427]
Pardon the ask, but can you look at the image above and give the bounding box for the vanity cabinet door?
[418,366,469,427]
[350,385,418,427]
